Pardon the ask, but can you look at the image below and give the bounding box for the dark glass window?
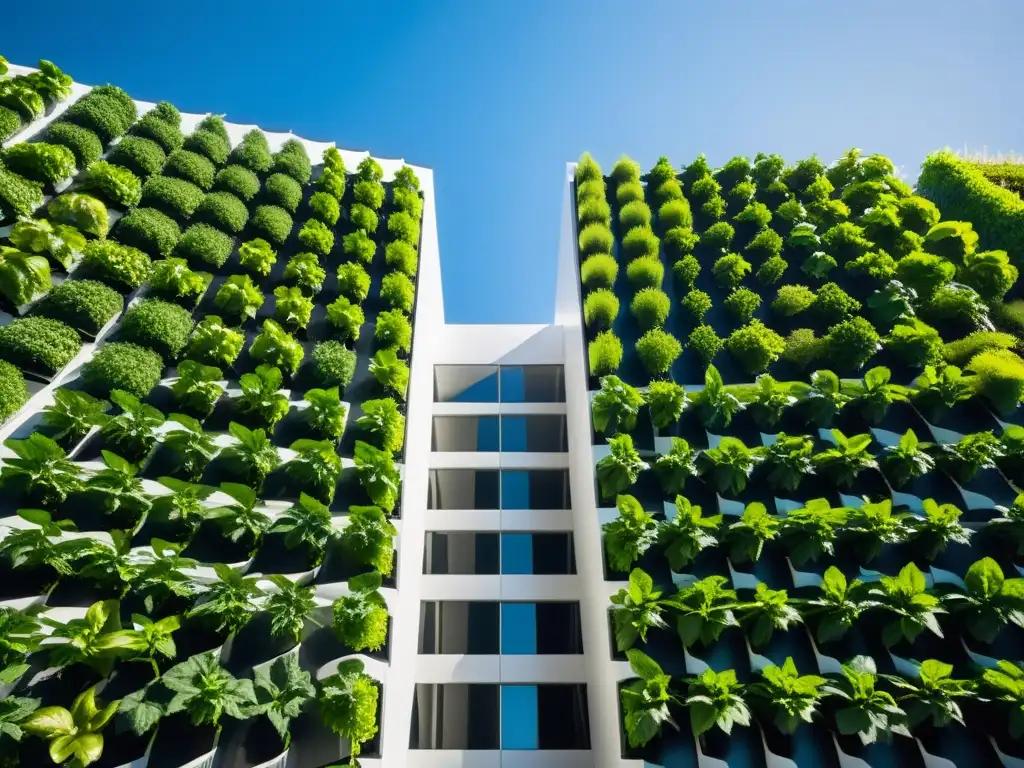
[501,603,583,654]
[410,683,500,749]
[500,415,568,452]
[432,415,500,452]
[499,365,566,403]
[501,684,590,749]
[500,533,576,574]
[433,365,499,402]
[501,470,571,509]
[419,602,500,654]
[428,469,500,509]
[423,532,500,575]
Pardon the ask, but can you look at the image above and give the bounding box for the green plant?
[625,255,663,288]
[376,309,413,353]
[138,176,201,221]
[909,498,972,561]
[630,287,670,329]
[0,433,82,505]
[32,279,119,336]
[939,430,1005,483]
[79,239,150,292]
[825,656,908,744]
[354,440,400,513]
[161,415,218,481]
[340,505,397,575]
[886,318,943,366]
[23,683,118,767]
[0,359,26,425]
[271,285,312,330]
[741,583,802,648]
[380,271,415,313]
[113,207,180,259]
[9,217,84,272]
[214,164,260,202]
[369,347,409,399]
[83,342,163,398]
[943,557,1024,643]
[337,261,372,303]
[702,221,735,251]
[159,651,257,727]
[810,282,860,323]
[309,191,340,226]
[646,379,686,429]
[726,320,785,374]
[761,434,814,492]
[263,575,318,644]
[801,250,837,279]
[653,437,699,495]
[583,289,618,329]
[148,257,209,305]
[726,502,780,564]
[885,659,976,729]
[756,254,788,284]
[175,222,234,268]
[164,149,215,190]
[250,205,293,246]
[679,289,710,323]
[332,572,389,652]
[234,364,289,427]
[271,493,336,566]
[580,253,617,290]
[869,562,946,646]
[688,324,723,365]
[597,434,648,500]
[658,496,720,571]
[823,317,882,370]
[170,360,223,418]
[318,659,379,761]
[749,657,827,735]
[944,331,1017,367]
[297,219,334,256]
[911,364,973,416]
[313,341,357,388]
[814,429,877,488]
[697,364,744,428]
[272,140,311,184]
[98,389,163,463]
[602,494,657,572]
[213,275,264,324]
[745,228,783,260]
[47,121,103,167]
[895,251,956,300]
[236,237,276,277]
[969,348,1024,413]
[350,202,379,233]
[42,599,136,674]
[0,142,72,187]
[229,129,272,172]
[252,652,315,747]
[356,398,403,452]
[204,483,273,556]
[106,136,166,179]
[195,191,248,234]
[40,388,108,444]
[803,369,851,426]
[47,193,108,237]
[636,328,682,375]
[620,649,680,748]
[745,374,793,429]
[619,200,652,231]
[665,227,699,261]
[724,287,761,322]
[119,298,193,360]
[772,284,814,316]
[578,222,613,256]
[386,240,418,277]
[797,566,878,644]
[780,498,850,567]
[590,375,643,435]
[882,429,935,488]
[305,387,348,441]
[712,253,751,288]
[259,172,301,213]
[287,439,343,504]
[220,422,281,491]
[684,668,750,737]
[610,568,672,651]
[589,330,623,375]
[674,575,741,648]
[0,165,44,220]
[0,317,79,375]
[250,319,304,374]
[702,436,762,495]
[673,254,700,288]
[982,661,1024,739]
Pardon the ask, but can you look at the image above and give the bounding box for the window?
[500,415,568,452]
[499,365,565,403]
[433,365,565,403]
[419,601,500,654]
[410,684,590,750]
[501,603,583,654]
[419,602,582,655]
[423,533,576,575]
[433,365,499,403]
[428,469,500,509]
[501,470,571,509]
[432,415,500,451]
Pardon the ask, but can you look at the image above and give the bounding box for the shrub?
[774,199,805,226]
[616,180,645,206]
[343,230,376,264]
[673,254,700,288]
[578,196,611,228]
[113,207,180,258]
[664,226,699,260]
[898,195,941,235]
[968,349,1024,413]
[716,156,752,189]
[712,253,751,288]
[822,222,872,262]
[895,252,955,299]
[81,239,151,290]
[250,319,304,373]
[727,180,755,204]
[589,331,622,376]
[350,203,379,233]
[886,319,943,366]
[131,111,183,154]
[772,285,813,316]
[724,287,761,322]
[163,149,215,190]
[46,122,103,168]
[823,317,881,369]
[63,93,133,143]
[274,285,314,329]
[682,289,712,321]
[658,199,692,233]
[214,274,264,322]
[284,252,326,293]
[82,342,163,398]
[195,192,248,234]
[0,106,18,142]
[621,226,660,260]
[756,254,787,285]
[119,298,194,360]
[631,288,670,329]
[619,200,652,231]
[261,172,302,214]
[0,166,44,218]
[801,250,838,279]
[238,238,277,277]
[376,309,413,353]
[108,136,166,179]
[318,167,346,200]
[0,360,27,423]
[636,329,682,375]
[80,161,142,208]
[183,129,229,165]
[309,191,340,226]
[782,328,823,368]
[354,179,385,211]
[575,152,602,184]
[176,223,234,268]
[0,317,80,375]
[338,262,372,303]
[140,175,203,219]
[214,165,260,202]
[33,278,122,334]
[611,156,641,185]
[810,282,860,322]
[960,249,1018,303]
[690,174,720,201]
[626,256,664,289]
[806,199,850,230]
[744,228,783,261]
[584,289,618,329]
[726,320,786,374]
[734,201,772,228]
[581,253,617,289]
[250,205,293,246]
[386,240,418,277]
[579,223,614,256]
[89,85,137,125]
[847,249,897,282]
[701,221,735,250]
[2,142,76,184]
[230,130,272,173]
[943,331,1017,366]
[298,219,334,256]
[272,140,311,184]
[925,283,990,327]
[689,324,723,364]
[313,341,357,388]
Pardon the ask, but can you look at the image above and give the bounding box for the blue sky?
[4,0,1022,324]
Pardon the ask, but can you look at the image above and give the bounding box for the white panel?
[499,655,587,683]
[415,655,500,683]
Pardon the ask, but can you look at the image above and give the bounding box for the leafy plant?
[674,575,741,648]
[253,652,315,746]
[652,437,699,495]
[596,433,648,500]
[41,389,108,444]
[130,539,199,614]
[356,397,404,452]
[0,684,39,755]
[853,365,908,424]
[846,499,911,561]
[287,439,343,504]
[636,329,682,375]
[84,450,151,520]
[750,657,827,734]
[684,668,750,738]
[882,429,935,489]
[214,275,265,323]
[0,607,43,670]
[302,386,347,441]
[0,246,50,306]
[326,296,365,343]
[23,684,118,768]
[369,347,409,400]
[658,496,720,572]
[698,364,745,429]
[726,502,779,564]
[944,557,1024,643]
[340,505,397,575]
[149,257,207,305]
[264,574,318,643]
[250,319,304,374]
[740,583,802,648]
[161,415,218,481]
[910,498,972,561]
[270,493,336,566]
[9,217,85,271]
[43,599,136,674]
[726,320,786,375]
[332,571,389,652]
[161,651,257,726]
[610,568,672,651]
[869,562,946,646]
[353,440,400,514]
[938,430,1005,483]
[800,566,879,644]
[591,375,644,435]
[813,429,877,488]
[701,436,762,495]
[0,509,82,578]
[100,389,164,463]
[982,660,1024,739]
[911,364,973,417]
[171,360,223,418]
[603,494,658,573]
[234,364,290,427]
[589,330,623,376]
[118,613,181,677]
[220,422,281,491]
[620,649,680,748]
[273,285,314,330]
[886,318,943,367]
[187,564,263,635]
[1,433,81,506]
[801,370,849,426]
[762,434,814,492]
[748,374,796,429]
[825,656,907,745]
[779,498,850,567]
[886,659,976,728]
[318,659,379,761]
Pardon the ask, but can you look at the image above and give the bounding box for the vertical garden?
[576,148,1024,766]
[0,55,422,767]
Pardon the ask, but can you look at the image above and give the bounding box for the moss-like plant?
[583,289,618,329]
[33,278,122,334]
[2,142,76,184]
[195,191,248,234]
[313,341,356,388]
[250,205,293,246]
[727,320,786,375]
[46,122,103,168]
[589,330,622,376]
[112,207,180,258]
[0,317,80,375]
[214,165,260,202]
[119,298,194,360]
[263,173,303,213]
[163,149,215,190]
[175,223,234,268]
[82,342,163,398]
[581,253,617,289]
[636,329,682,375]
[108,136,166,178]
[139,175,203,220]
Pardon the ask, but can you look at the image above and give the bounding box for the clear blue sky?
[4,0,1022,324]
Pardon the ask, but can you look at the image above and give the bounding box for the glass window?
[428,469,500,509]
[419,602,500,654]
[432,415,500,452]
[501,685,539,749]
[499,365,565,403]
[535,684,591,749]
[501,470,571,510]
[500,415,568,452]
[433,365,499,403]
[410,683,500,749]
[423,533,500,574]
[500,603,536,655]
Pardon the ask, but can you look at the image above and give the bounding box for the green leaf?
[965,557,1005,599]
[23,706,75,737]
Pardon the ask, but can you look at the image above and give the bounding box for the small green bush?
[81,239,151,290]
[619,200,652,231]
[229,130,272,173]
[772,285,814,316]
[238,238,277,277]
[0,316,81,375]
[898,195,941,235]
[250,205,293,246]
[47,192,108,237]
[317,167,346,200]
[2,142,75,184]
[175,223,234,268]
[726,320,786,374]
[616,180,645,206]
[262,173,302,213]
[575,152,602,184]
[309,191,340,226]
[46,122,103,168]
[724,287,761,323]
[313,341,356,388]
[249,319,304,373]
[611,156,640,185]
[375,309,412,353]
[653,179,684,207]
[810,282,860,323]
[579,223,613,256]
[664,227,699,260]
[0,166,43,218]
[33,279,122,334]
[350,203,379,233]
[943,331,1017,366]
[681,289,711,321]
[631,288,670,329]
[712,253,752,288]
[583,289,618,329]
[298,219,335,256]
[756,255,788,285]
[108,136,166,179]
[673,255,700,289]
[214,274,264,322]
[0,360,28,423]
[62,93,134,144]
[131,111,183,154]
[689,324,723,364]
[689,174,720,202]
[140,175,203,219]
[183,129,229,165]
[149,102,181,126]
[284,252,326,293]
[80,160,142,208]
[782,328,823,368]
[274,285,314,329]
[581,253,617,289]
[82,342,163,398]
[728,180,756,205]
[823,317,881,369]
[822,222,872,262]
[886,319,943,366]
[119,298,194,360]
[658,199,692,233]
[578,196,611,228]
[354,179,385,210]
[626,256,664,289]
[381,271,415,313]
[621,226,660,260]
[0,106,21,143]
[648,156,676,189]
[386,240,418,277]
[88,86,137,126]
[715,156,752,189]
[214,165,260,202]
[589,331,622,376]
[577,178,605,204]
[343,230,376,264]
[734,201,772,228]
[337,262,372,303]
[393,183,423,220]
[195,191,249,234]
[745,228,783,261]
[326,295,364,337]
[636,328,682,375]
[969,349,1024,413]
[113,207,180,258]
[701,221,735,250]
[801,251,838,279]
[272,139,312,184]
[163,149,215,190]
[702,195,727,220]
